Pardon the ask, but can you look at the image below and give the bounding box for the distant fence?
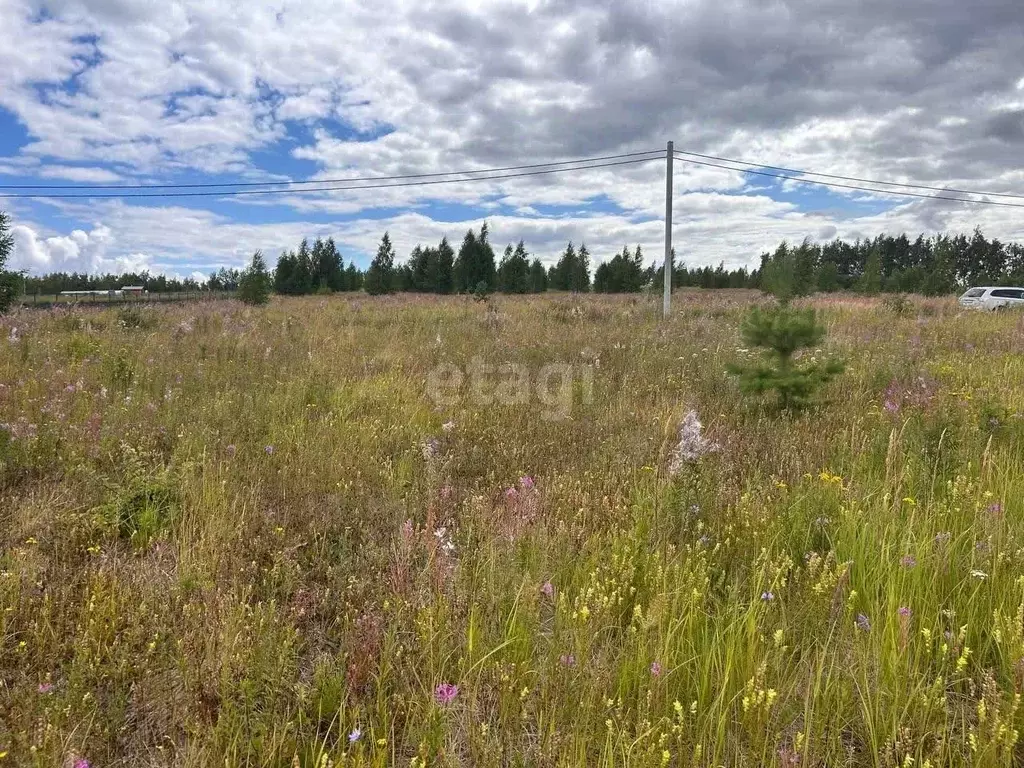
[19,290,237,309]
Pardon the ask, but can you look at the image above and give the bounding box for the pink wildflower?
[650,661,663,677]
[38,682,53,693]
[434,682,458,706]
[540,580,554,598]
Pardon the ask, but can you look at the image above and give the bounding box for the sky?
[1,0,1023,279]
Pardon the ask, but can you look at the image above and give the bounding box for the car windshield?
[964,288,986,298]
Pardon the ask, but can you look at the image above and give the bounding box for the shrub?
[882,293,912,316]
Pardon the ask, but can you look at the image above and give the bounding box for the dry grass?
[2,292,1024,766]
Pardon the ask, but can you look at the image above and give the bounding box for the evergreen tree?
[571,243,591,292]
[452,224,497,293]
[274,250,296,294]
[528,258,548,292]
[318,237,344,292]
[0,211,20,313]
[550,242,576,291]
[497,240,530,293]
[858,247,882,295]
[293,238,314,294]
[364,232,396,295]
[345,263,362,291]
[436,237,455,294]
[727,304,845,411]
[238,250,272,305]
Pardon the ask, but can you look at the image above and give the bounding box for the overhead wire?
[672,148,1024,201]
[0,149,664,191]
[0,155,662,199]
[673,152,1024,209]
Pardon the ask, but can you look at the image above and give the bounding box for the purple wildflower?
[761,591,775,602]
[540,580,554,598]
[898,606,912,618]
[264,445,274,455]
[38,682,53,694]
[73,759,90,768]
[434,682,458,706]
[519,475,535,490]
[856,613,871,632]
[900,555,917,568]
[988,502,1003,515]
[348,727,362,743]
[505,487,518,500]
[560,653,576,667]
[650,661,663,677]
[667,410,718,475]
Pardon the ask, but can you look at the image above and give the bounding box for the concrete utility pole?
[663,140,674,319]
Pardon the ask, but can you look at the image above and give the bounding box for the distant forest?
[19,226,1024,298]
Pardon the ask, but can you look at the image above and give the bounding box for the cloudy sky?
[2,0,1023,278]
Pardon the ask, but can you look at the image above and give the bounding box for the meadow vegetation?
[2,291,1024,766]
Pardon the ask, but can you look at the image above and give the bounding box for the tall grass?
[1,292,1023,766]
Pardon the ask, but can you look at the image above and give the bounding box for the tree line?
[759,228,1024,297]
[12,213,1024,304]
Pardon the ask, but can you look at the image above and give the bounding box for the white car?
[958,286,1024,311]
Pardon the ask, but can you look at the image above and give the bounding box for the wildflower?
[856,614,871,632]
[650,661,663,677]
[540,581,554,598]
[970,570,988,580]
[348,728,362,743]
[898,606,912,618]
[559,653,576,667]
[934,531,951,545]
[761,591,774,602]
[73,759,90,768]
[434,682,458,706]
[421,437,441,460]
[900,555,917,568]
[225,444,236,458]
[442,420,455,432]
[519,475,535,490]
[988,502,1003,515]
[264,445,275,455]
[667,410,718,475]
[38,682,53,693]
[505,487,518,500]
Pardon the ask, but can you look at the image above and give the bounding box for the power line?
[672,149,1024,201]
[673,153,1024,209]
[0,156,661,200]
[0,149,663,191]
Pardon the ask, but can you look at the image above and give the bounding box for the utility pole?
[663,140,673,319]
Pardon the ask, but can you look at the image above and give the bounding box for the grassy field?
[2,291,1024,767]
[18,292,235,308]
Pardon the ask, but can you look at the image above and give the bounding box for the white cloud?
[1,0,1023,274]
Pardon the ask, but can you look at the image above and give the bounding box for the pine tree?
[238,250,272,305]
[345,263,362,291]
[528,258,548,292]
[364,232,395,295]
[571,243,591,292]
[497,240,530,293]
[436,237,454,294]
[0,211,20,313]
[727,305,844,411]
[550,242,576,291]
[274,250,296,294]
